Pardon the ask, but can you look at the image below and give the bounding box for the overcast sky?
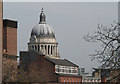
[3,2,118,73]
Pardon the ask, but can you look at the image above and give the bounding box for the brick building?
[0,1,18,82]
[3,19,17,56]
[2,19,18,82]
[19,9,82,83]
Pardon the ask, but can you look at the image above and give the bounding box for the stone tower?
[28,8,60,59]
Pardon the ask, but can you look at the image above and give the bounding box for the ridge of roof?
[46,57,78,67]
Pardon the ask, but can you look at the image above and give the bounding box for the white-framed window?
[55,65,78,74]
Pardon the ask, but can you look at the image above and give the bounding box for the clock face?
[31,35,36,42]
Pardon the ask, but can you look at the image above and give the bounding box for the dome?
[31,24,55,38]
[31,8,55,38]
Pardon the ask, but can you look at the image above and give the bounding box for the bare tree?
[2,54,18,82]
[84,22,120,69]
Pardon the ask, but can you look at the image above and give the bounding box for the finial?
[41,8,43,13]
[39,8,46,24]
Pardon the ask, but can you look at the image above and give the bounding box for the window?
[32,45,34,49]
[38,45,40,52]
[41,45,43,49]
[45,45,47,54]
[69,69,71,73]
[55,68,59,73]
[35,45,37,50]
[74,70,77,73]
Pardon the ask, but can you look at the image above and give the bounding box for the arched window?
[38,45,40,52]
[45,45,47,54]
[45,45,47,50]
[41,45,43,49]
[32,45,34,49]
[41,45,43,52]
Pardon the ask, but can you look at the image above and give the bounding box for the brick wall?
[19,51,58,82]
[2,19,18,82]
[28,55,58,82]
[2,55,17,82]
[58,76,82,84]
[3,19,17,56]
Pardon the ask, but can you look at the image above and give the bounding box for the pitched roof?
[46,57,78,67]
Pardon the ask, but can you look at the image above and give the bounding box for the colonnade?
[28,44,59,58]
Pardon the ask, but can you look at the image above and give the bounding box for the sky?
[3,0,120,2]
[3,2,118,73]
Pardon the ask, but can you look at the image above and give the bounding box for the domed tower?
[28,8,60,59]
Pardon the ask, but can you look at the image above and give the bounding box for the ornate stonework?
[28,9,60,59]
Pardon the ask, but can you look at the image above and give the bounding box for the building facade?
[2,19,18,82]
[28,8,60,59]
[19,9,82,83]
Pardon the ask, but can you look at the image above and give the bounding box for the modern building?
[19,9,82,83]
[80,68,101,83]
[82,76,101,83]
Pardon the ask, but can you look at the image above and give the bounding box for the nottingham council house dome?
[31,24,55,38]
[31,9,55,38]
[28,8,60,59]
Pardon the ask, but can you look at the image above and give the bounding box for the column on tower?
[40,44,41,52]
[34,45,35,50]
[52,45,54,57]
[48,45,50,56]
[44,45,46,55]
[54,45,57,57]
[43,45,45,54]
[49,45,51,56]
[56,45,58,57]
[37,45,39,52]
[51,45,53,56]
[57,46,59,57]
